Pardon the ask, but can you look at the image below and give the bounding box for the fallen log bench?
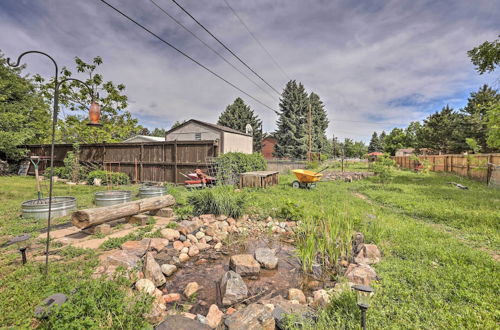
[71,195,176,229]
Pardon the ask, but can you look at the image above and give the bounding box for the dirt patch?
[322,171,373,182]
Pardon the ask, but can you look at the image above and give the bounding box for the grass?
[0,169,499,328]
[354,170,500,251]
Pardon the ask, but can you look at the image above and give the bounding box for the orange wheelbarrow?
[291,169,323,189]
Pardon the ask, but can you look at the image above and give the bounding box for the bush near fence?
[393,153,500,186]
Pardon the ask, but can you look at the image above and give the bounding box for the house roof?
[367,152,384,156]
[123,135,165,142]
[165,119,251,136]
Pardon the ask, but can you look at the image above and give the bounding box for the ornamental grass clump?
[188,185,247,218]
[296,208,354,273]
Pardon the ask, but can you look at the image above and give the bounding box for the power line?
[98,0,279,115]
[221,0,291,81]
[331,119,409,125]
[170,0,282,96]
[149,0,276,101]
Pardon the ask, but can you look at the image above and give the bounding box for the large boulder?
[144,252,166,287]
[267,295,315,329]
[220,271,248,306]
[345,263,378,285]
[120,238,151,257]
[155,315,211,330]
[229,254,260,276]
[354,244,381,264]
[254,248,278,270]
[98,249,140,269]
[224,303,275,330]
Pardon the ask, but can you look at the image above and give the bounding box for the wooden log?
[72,195,175,229]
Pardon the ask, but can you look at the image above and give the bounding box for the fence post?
[140,144,143,183]
[173,140,178,185]
[486,154,493,185]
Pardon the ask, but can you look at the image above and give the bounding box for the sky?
[1,0,499,142]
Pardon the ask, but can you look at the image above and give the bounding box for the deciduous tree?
[36,56,143,143]
[0,53,50,160]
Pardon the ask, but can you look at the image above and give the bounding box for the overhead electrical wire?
[169,0,282,96]
[98,0,279,115]
[221,0,291,81]
[149,0,276,101]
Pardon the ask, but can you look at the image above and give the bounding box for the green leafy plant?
[276,198,304,221]
[175,205,193,220]
[372,154,396,183]
[87,170,130,185]
[215,152,266,185]
[188,186,247,218]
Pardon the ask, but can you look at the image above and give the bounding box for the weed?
[276,198,304,221]
[188,186,247,218]
[175,205,194,220]
[165,222,179,229]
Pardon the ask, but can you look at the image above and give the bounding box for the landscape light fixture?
[7,51,102,275]
[353,284,375,330]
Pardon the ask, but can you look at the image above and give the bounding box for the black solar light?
[353,284,374,330]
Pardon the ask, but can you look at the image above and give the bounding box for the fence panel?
[393,153,500,185]
[25,140,217,184]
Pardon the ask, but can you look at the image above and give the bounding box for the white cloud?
[1,0,498,142]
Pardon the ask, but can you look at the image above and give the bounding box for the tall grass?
[188,185,247,218]
[296,207,354,273]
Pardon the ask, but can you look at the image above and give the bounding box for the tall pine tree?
[217,97,263,151]
[368,132,381,152]
[309,92,329,153]
[274,80,309,159]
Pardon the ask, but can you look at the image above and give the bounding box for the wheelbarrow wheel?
[292,181,300,189]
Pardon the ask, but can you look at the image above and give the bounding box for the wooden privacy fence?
[393,153,500,186]
[26,141,218,184]
[266,159,307,173]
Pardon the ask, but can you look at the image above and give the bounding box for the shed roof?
[367,152,384,156]
[165,119,251,137]
[122,135,165,142]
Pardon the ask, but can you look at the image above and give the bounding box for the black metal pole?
[7,51,95,276]
[19,247,27,265]
[360,306,367,330]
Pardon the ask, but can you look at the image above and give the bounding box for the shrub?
[188,185,247,218]
[44,166,70,179]
[215,152,266,185]
[276,198,304,221]
[306,160,319,169]
[87,170,130,185]
[372,154,396,183]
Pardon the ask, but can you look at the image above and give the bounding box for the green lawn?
[0,171,498,328]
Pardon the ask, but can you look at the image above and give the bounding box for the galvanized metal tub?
[94,190,132,207]
[139,186,167,199]
[21,197,77,220]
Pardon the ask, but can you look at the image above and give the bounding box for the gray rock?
[155,315,211,330]
[34,293,67,319]
[229,254,260,276]
[254,248,278,270]
[269,296,315,329]
[161,264,177,276]
[99,249,140,269]
[179,234,187,242]
[144,252,166,287]
[220,271,248,306]
[225,303,275,330]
